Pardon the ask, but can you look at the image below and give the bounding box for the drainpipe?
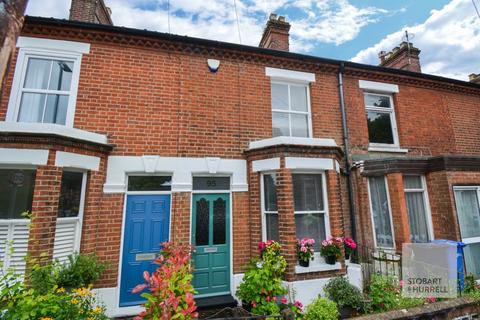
[338,62,357,242]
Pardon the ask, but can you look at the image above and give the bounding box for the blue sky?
[26,0,480,80]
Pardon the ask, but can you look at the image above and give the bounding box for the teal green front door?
[192,193,230,296]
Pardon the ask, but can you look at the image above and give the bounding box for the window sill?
[0,121,109,146]
[368,146,408,153]
[295,261,342,274]
[249,136,337,150]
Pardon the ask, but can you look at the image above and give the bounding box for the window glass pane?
[367,111,394,144]
[18,92,46,123]
[193,177,230,190]
[43,94,69,125]
[293,174,323,211]
[291,113,309,137]
[272,112,289,137]
[58,172,83,218]
[464,242,480,279]
[127,176,172,191]
[404,175,422,189]
[454,189,480,239]
[369,176,394,248]
[213,197,226,245]
[295,213,325,251]
[266,213,279,241]
[24,58,51,89]
[195,198,209,246]
[0,169,35,219]
[271,83,288,110]
[364,94,391,108]
[49,61,73,91]
[290,85,307,112]
[405,192,429,243]
[263,174,277,212]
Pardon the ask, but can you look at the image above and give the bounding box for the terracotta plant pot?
[299,259,310,267]
[325,255,336,265]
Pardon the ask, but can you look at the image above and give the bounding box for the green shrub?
[304,297,339,320]
[237,240,287,315]
[324,276,364,311]
[464,273,480,300]
[366,274,399,312]
[57,254,106,288]
[29,253,107,293]
[1,268,108,320]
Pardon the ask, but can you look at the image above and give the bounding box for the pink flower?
[266,296,270,302]
[281,297,288,305]
[258,241,266,252]
[294,300,303,308]
[272,296,277,302]
[426,296,436,303]
[252,301,257,308]
[301,246,307,253]
[132,283,147,294]
[399,280,405,288]
[322,240,328,246]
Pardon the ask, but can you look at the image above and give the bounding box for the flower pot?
[339,306,354,319]
[345,252,350,260]
[325,255,336,265]
[299,259,310,267]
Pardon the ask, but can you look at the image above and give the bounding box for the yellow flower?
[86,318,95,320]
[40,318,54,320]
[74,287,91,296]
[71,298,79,305]
[93,306,103,314]
[56,287,65,293]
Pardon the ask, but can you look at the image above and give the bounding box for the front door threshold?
[195,294,237,311]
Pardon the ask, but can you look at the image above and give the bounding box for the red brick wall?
[386,173,410,249]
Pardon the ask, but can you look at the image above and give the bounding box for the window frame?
[260,172,279,242]
[54,170,87,257]
[453,186,480,279]
[403,174,434,243]
[453,186,480,246]
[270,80,313,138]
[367,175,396,249]
[364,92,400,149]
[6,47,83,128]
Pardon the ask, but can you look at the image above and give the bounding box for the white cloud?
[25,0,388,53]
[351,0,480,81]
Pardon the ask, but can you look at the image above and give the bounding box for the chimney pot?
[469,73,480,84]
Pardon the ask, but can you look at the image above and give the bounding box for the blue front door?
[120,194,170,306]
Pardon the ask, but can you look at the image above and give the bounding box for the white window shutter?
[53,219,79,263]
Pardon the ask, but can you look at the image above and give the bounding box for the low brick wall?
[355,297,480,320]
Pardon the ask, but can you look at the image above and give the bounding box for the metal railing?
[350,245,402,288]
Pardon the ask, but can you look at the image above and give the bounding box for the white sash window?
[454,187,480,279]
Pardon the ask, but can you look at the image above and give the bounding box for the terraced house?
[0,0,479,317]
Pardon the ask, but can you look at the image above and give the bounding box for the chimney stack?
[70,0,113,25]
[469,73,480,84]
[259,13,291,51]
[378,41,421,73]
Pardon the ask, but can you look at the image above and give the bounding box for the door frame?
[190,175,233,298]
[116,174,172,307]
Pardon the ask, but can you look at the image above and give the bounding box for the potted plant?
[297,238,315,267]
[343,237,357,261]
[324,277,364,319]
[320,237,342,265]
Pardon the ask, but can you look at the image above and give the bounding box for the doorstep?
[196,294,238,311]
